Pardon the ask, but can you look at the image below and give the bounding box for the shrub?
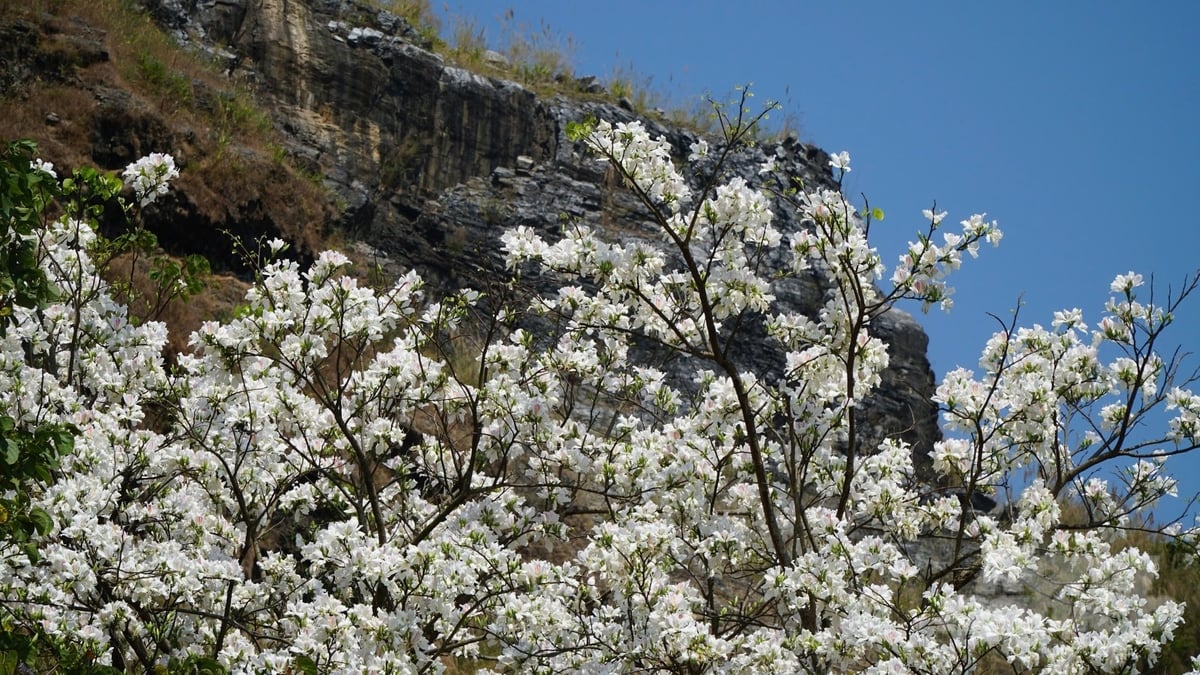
[2,97,1199,671]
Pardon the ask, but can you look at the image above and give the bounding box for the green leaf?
[52,428,75,456]
[565,116,598,142]
[0,650,22,673]
[871,207,885,222]
[19,542,39,565]
[292,655,319,675]
[169,655,226,674]
[28,507,52,536]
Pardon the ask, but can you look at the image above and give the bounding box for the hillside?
[0,0,940,458]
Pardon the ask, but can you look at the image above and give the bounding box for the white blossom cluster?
[891,210,1003,312]
[2,131,1198,673]
[121,152,179,207]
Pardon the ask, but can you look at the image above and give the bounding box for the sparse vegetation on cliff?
[0,0,342,349]
[363,0,758,136]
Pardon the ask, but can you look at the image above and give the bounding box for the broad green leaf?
[28,508,52,536]
[292,655,319,675]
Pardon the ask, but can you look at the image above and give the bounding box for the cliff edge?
[5,0,941,464]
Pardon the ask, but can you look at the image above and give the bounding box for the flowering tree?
[2,100,1200,673]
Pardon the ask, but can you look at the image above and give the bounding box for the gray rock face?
[143,0,557,231]
[0,16,109,98]
[139,0,940,462]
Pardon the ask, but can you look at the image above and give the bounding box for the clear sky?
[435,2,1200,509]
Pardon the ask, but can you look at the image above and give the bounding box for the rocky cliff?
[6,0,941,462]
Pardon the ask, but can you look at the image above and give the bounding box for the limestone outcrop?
[13,0,942,463]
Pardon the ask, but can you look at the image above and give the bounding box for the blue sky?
[436,2,1200,507]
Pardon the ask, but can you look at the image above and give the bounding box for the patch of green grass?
[496,9,575,85]
[447,13,488,64]
[135,50,193,107]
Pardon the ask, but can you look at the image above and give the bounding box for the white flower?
[1110,271,1144,293]
[829,150,852,173]
[4,116,1188,673]
[922,208,948,225]
[30,158,56,179]
[122,152,179,207]
[1051,308,1085,330]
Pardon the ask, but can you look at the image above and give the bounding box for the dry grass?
[1050,497,1200,672]
[421,5,798,140]
[375,0,441,43]
[105,249,249,355]
[1,0,338,350]
[0,83,97,168]
[0,0,335,250]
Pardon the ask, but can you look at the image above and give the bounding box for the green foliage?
[136,50,193,107]
[0,140,79,561]
[0,142,213,670]
[0,621,125,674]
[0,140,57,332]
[376,0,441,45]
[290,655,319,675]
[63,163,211,323]
[60,166,125,222]
[152,254,211,297]
[0,142,88,672]
[1151,538,1200,672]
[95,222,211,322]
[0,415,74,564]
[498,9,575,85]
[210,91,274,152]
[564,116,597,142]
[861,206,885,222]
[361,3,798,137]
[447,13,487,63]
[165,654,227,674]
[604,64,660,114]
